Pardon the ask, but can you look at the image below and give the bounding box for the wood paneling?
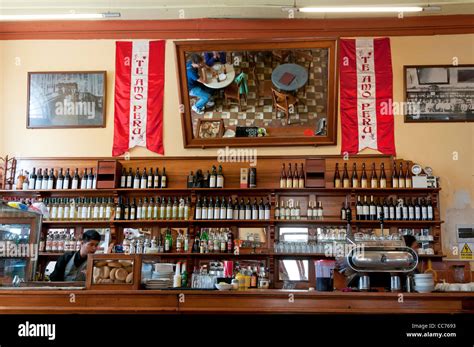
[0,16,473,40]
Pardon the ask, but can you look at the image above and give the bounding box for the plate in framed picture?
[27,71,106,128]
[197,119,225,139]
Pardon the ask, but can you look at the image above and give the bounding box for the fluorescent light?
[299,6,424,13]
[0,13,121,21]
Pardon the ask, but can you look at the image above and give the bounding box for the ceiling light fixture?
[0,12,121,21]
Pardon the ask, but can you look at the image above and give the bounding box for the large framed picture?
[27,71,106,128]
[404,65,474,122]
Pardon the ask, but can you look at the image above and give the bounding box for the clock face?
[411,164,422,176]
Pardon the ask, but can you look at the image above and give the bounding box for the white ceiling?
[0,0,473,19]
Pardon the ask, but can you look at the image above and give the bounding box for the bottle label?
[298,179,304,188]
[141,179,147,189]
[389,207,395,219]
[227,209,233,220]
[72,179,78,190]
[343,179,350,188]
[147,176,153,188]
[376,206,382,219]
[216,176,224,188]
[47,180,54,190]
[361,179,368,188]
[422,207,428,220]
[86,180,92,190]
[280,179,286,188]
[161,177,167,188]
[402,207,408,219]
[56,179,63,190]
[371,179,378,188]
[399,179,405,188]
[383,207,389,219]
[264,210,270,220]
[245,210,252,220]
[106,207,112,219]
[63,179,69,189]
[133,178,140,189]
[428,207,433,220]
[286,179,292,188]
[121,177,126,188]
[195,208,202,219]
[369,206,376,216]
[28,179,35,190]
[396,207,401,220]
[334,179,341,188]
[380,179,387,188]
[392,179,398,188]
[363,206,369,216]
[409,208,414,220]
[209,176,216,188]
[406,179,412,188]
[415,208,421,220]
[220,209,226,220]
[352,180,359,188]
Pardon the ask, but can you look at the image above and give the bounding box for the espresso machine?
[346,241,418,292]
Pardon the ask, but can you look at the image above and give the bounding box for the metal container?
[358,275,370,291]
[347,247,418,273]
[390,275,401,292]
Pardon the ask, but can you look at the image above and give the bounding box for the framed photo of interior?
[404,65,474,122]
[27,71,106,128]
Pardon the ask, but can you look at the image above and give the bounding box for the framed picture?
[404,65,474,122]
[27,71,106,128]
[196,119,224,139]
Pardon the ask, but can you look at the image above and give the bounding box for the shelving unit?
[0,154,444,288]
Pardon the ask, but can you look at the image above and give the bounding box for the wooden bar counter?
[0,289,472,314]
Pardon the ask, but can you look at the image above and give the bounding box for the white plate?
[213,64,222,71]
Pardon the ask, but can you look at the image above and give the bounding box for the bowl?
[215,283,233,290]
[414,285,435,293]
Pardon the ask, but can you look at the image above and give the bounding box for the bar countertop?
[0,289,472,314]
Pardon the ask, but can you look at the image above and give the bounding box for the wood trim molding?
[1,15,473,40]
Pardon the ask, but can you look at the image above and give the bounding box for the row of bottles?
[115,197,190,221]
[234,264,268,290]
[19,167,97,190]
[124,228,190,254]
[275,200,324,220]
[40,230,81,253]
[195,197,271,220]
[43,197,114,221]
[120,167,167,189]
[355,195,435,221]
[192,228,234,253]
[279,163,305,188]
[334,162,412,189]
[187,165,225,188]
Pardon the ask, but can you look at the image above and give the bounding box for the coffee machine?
[346,241,418,292]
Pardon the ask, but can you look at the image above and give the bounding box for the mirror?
[279,260,309,281]
[278,227,309,242]
[175,39,337,147]
[238,227,266,247]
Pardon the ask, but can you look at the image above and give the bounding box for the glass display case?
[0,201,41,284]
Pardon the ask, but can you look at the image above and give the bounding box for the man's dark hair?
[190,53,203,64]
[403,235,417,248]
[82,230,101,242]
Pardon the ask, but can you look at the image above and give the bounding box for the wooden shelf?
[352,220,443,226]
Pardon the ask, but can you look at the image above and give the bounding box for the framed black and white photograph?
[404,65,474,122]
[27,71,106,128]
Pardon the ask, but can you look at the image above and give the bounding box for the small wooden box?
[96,160,122,189]
[86,254,141,290]
[305,158,326,188]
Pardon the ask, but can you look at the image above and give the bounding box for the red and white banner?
[113,40,165,156]
[339,38,395,155]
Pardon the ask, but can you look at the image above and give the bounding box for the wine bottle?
[35,168,43,190]
[147,168,154,188]
[286,163,293,188]
[356,196,362,220]
[342,163,350,188]
[141,168,148,189]
[29,168,37,190]
[127,168,133,188]
[369,195,376,220]
[379,163,387,188]
[280,164,286,188]
[292,163,298,188]
[361,163,368,188]
[216,165,224,188]
[209,165,217,188]
[351,163,359,188]
[187,171,194,188]
[370,163,378,188]
[298,163,305,188]
[154,168,161,188]
[362,196,369,221]
[405,163,412,188]
[87,168,94,190]
[161,167,167,188]
[427,197,434,220]
[392,162,398,188]
[71,168,79,190]
[120,168,126,188]
[42,169,49,190]
[398,162,406,188]
[334,163,341,188]
[80,169,88,190]
[56,168,64,190]
[133,168,140,189]
[63,168,71,190]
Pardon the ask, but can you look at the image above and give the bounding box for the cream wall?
[0,35,473,257]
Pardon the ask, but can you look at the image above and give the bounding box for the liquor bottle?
[164,228,173,253]
[275,201,280,220]
[35,168,43,190]
[362,196,369,221]
[122,198,129,220]
[238,198,245,220]
[207,197,214,220]
[295,200,301,220]
[166,197,172,220]
[286,163,293,188]
[176,231,183,253]
[48,168,56,190]
[405,163,412,188]
[382,198,389,221]
[245,199,252,220]
[408,198,415,221]
[147,168,154,188]
[250,267,258,288]
[130,198,137,220]
[87,168,94,189]
[159,197,166,220]
[80,169,87,190]
[351,163,359,188]
[172,197,178,220]
[340,202,347,221]
[115,197,123,220]
[334,163,341,188]
[355,196,361,220]
[209,165,217,188]
[154,168,161,188]
[360,163,368,188]
[389,198,396,220]
[183,232,189,253]
[342,163,350,188]
[42,169,49,190]
[317,201,323,220]
[181,262,188,287]
[379,163,387,188]
[402,198,408,221]
[398,163,406,188]
[133,168,140,189]
[345,201,352,222]
[292,163,298,188]
[414,198,421,221]
[370,163,378,188]
[220,197,227,220]
[369,195,376,220]
[28,168,37,190]
[251,199,258,220]
[216,165,224,188]
[140,168,148,189]
[427,197,434,220]
[120,168,126,188]
[136,198,142,220]
[187,171,194,188]
[63,168,71,190]
[298,163,305,188]
[56,168,64,190]
[161,167,167,188]
[280,164,286,188]
[264,199,271,220]
[125,168,132,188]
[227,229,234,253]
[226,197,233,220]
[71,168,79,190]
[391,162,398,188]
[280,200,286,220]
[249,168,256,188]
[153,198,159,220]
[63,198,70,221]
[201,197,208,220]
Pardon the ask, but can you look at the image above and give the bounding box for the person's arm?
[49,253,69,281]
[204,52,215,66]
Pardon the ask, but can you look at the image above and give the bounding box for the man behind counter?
[50,230,101,281]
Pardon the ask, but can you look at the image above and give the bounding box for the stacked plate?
[145,263,174,289]
[414,273,435,293]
